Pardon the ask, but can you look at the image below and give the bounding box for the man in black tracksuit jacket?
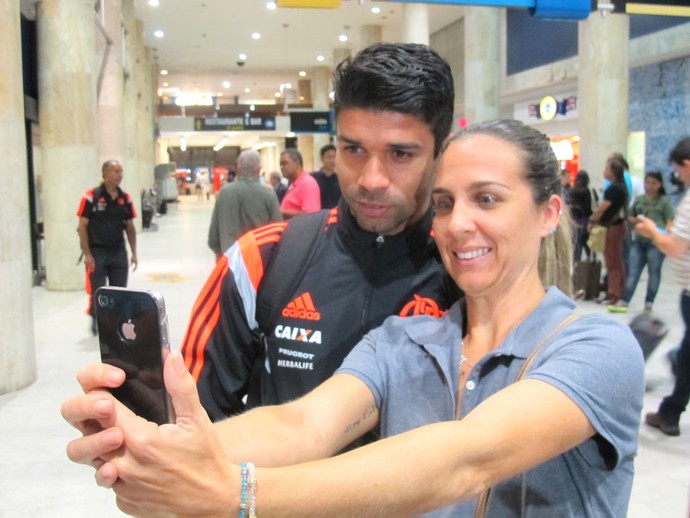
[183,200,458,420]
[181,43,459,426]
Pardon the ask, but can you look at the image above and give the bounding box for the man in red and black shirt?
[77,160,138,334]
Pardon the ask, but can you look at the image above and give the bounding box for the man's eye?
[391,149,412,160]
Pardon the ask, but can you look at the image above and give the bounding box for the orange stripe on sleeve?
[76,189,94,216]
[190,302,221,380]
[326,207,339,225]
[181,256,228,379]
[238,232,267,292]
[252,222,287,240]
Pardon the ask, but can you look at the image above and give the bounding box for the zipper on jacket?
[359,235,385,333]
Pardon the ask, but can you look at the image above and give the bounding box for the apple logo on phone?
[121,319,136,341]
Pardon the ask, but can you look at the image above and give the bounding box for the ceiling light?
[371,6,381,14]
[316,55,325,62]
[238,53,248,60]
[252,32,261,40]
[299,70,307,77]
[266,1,277,9]
[285,82,292,89]
[250,104,256,111]
[213,138,228,152]
[244,87,251,93]
[222,81,230,88]
[162,82,169,86]
[217,92,223,97]
[175,93,214,106]
[339,25,351,44]
[160,69,169,75]
[148,0,160,6]
[180,137,187,152]
[154,30,165,38]
[275,92,281,98]
[286,132,296,138]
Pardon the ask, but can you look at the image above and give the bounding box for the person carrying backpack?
[180,43,460,428]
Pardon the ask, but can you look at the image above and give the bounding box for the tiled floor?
[1,195,688,517]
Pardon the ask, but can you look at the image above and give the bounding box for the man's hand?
[130,253,138,271]
[84,253,95,269]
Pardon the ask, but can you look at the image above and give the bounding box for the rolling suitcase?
[573,258,601,300]
[629,313,668,361]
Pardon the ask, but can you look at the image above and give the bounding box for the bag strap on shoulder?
[475,312,580,518]
[254,209,330,334]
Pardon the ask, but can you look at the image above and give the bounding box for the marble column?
[132,19,147,210]
[311,65,331,167]
[121,0,136,199]
[97,0,124,168]
[136,45,155,199]
[464,7,500,124]
[360,24,382,50]
[297,135,315,172]
[333,47,351,69]
[402,3,429,45]
[578,13,629,190]
[0,0,37,394]
[121,5,143,229]
[38,0,98,291]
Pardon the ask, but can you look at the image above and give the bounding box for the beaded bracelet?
[239,462,257,518]
[248,462,257,518]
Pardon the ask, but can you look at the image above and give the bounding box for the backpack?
[254,209,330,334]
[245,210,330,405]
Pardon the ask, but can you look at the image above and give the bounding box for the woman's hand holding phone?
[62,352,238,515]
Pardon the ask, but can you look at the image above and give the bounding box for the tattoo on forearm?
[344,404,376,435]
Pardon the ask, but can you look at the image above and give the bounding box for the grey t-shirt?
[337,287,644,517]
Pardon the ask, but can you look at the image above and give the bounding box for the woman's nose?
[446,203,475,235]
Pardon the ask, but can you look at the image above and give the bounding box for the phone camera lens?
[98,294,111,307]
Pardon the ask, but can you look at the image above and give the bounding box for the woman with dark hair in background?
[609,171,674,313]
[589,159,629,305]
[569,170,597,262]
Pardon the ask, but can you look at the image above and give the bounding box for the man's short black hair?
[281,148,303,167]
[669,137,690,165]
[101,160,119,174]
[320,144,336,157]
[333,43,455,157]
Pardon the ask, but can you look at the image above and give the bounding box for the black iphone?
[95,286,174,425]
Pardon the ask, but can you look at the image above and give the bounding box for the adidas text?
[275,325,322,345]
[281,307,321,321]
